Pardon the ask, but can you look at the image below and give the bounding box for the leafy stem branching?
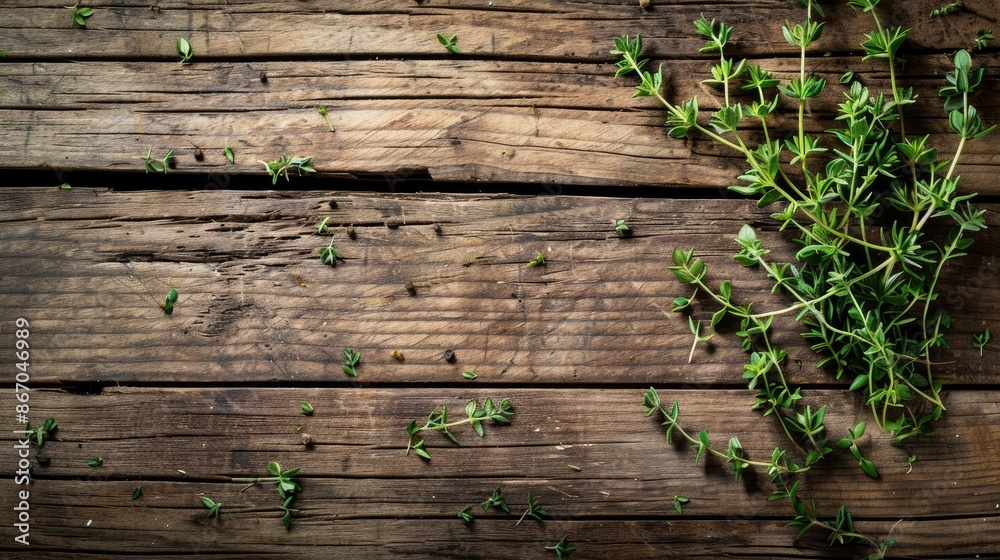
[617,1,993,554]
[231,461,302,529]
[405,398,513,459]
[643,388,890,556]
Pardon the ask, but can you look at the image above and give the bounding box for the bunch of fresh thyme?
[615,0,993,555]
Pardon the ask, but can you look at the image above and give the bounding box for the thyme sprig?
[618,2,993,554]
[616,0,992,443]
[644,388,892,557]
[405,398,513,459]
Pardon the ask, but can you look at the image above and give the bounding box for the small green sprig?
[176,37,193,63]
[836,422,879,479]
[462,370,478,380]
[643,388,888,556]
[260,155,315,184]
[458,505,474,524]
[342,347,361,377]
[528,252,546,267]
[160,289,178,315]
[406,398,514,459]
[930,2,961,17]
[319,238,340,267]
[672,494,689,514]
[68,3,94,28]
[973,328,991,356]
[87,456,102,467]
[613,219,632,237]
[974,29,993,51]
[143,148,174,174]
[200,496,221,518]
[437,34,461,54]
[231,461,301,529]
[516,492,547,525]
[300,402,314,416]
[224,146,235,164]
[481,486,510,513]
[316,217,331,234]
[317,106,334,131]
[695,14,747,109]
[545,535,575,559]
[26,418,58,447]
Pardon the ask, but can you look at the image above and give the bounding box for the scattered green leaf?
[974,29,993,51]
[613,219,632,237]
[673,494,690,514]
[458,505,474,524]
[342,347,361,377]
[437,34,461,54]
[545,535,575,559]
[516,491,547,525]
[300,402,314,415]
[260,155,315,184]
[87,456,102,467]
[68,4,94,28]
[316,218,331,234]
[319,237,340,267]
[528,251,546,268]
[176,37,193,63]
[224,146,235,164]
[481,486,510,513]
[142,148,174,174]
[462,370,478,380]
[160,289,178,315]
[26,418,58,447]
[974,328,991,356]
[200,496,221,518]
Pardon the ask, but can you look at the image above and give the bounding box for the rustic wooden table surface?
[2,1,999,558]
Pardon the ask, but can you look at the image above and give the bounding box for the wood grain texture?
[2,0,1000,556]
[1,1,999,189]
[0,0,994,59]
[1,189,997,386]
[1,386,999,557]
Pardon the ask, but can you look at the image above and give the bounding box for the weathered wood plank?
[4,514,998,558]
[1,387,998,557]
[0,0,990,59]
[2,0,999,189]
[3,52,999,189]
[1,189,997,386]
[6,515,998,558]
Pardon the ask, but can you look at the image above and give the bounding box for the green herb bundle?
[616,0,992,555]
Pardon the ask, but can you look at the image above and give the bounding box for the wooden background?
[2,1,999,558]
